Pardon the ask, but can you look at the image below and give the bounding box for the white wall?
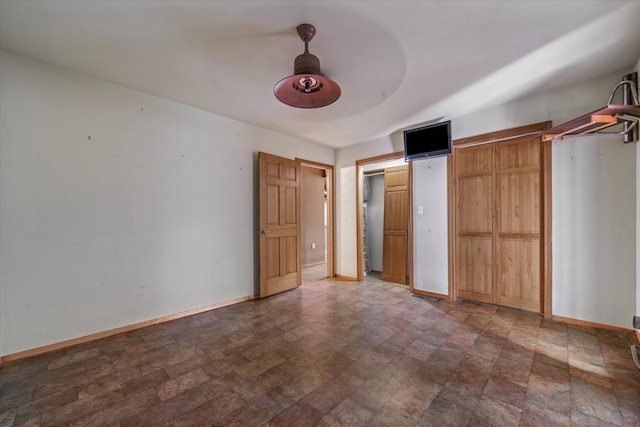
[552,136,635,327]
[0,50,334,356]
[413,157,449,295]
[336,165,357,277]
[636,56,640,328]
[336,67,636,329]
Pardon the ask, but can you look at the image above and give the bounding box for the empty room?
[1,1,639,426]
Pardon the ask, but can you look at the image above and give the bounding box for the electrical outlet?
[311,243,316,249]
[633,315,640,329]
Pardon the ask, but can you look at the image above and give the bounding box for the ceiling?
[1,1,639,149]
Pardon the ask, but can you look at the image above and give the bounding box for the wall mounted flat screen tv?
[403,120,452,161]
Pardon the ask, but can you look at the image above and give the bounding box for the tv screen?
[404,120,452,161]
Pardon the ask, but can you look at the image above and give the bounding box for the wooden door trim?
[297,158,335,279]
[449,121,552,316]
[453,122,550,148]
[492,142,498,309]
[355,151,413,288]
[541,132,553,318]
[356,164,365,282]
[407,162,414,292]
[447,156,455,300]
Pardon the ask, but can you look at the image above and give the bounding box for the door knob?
[260,229,268,235]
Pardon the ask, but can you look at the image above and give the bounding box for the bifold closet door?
[455,144,495,304]
[454,135,543,313]
[495,137,542,312]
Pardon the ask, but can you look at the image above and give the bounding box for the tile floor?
[302,263,327,285]
[1,276,639,426]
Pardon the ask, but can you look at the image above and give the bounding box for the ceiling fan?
[274,23,341,109]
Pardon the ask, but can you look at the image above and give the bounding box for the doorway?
[299,159,334,284]
[362,169,384,280]
[356,152,413,287]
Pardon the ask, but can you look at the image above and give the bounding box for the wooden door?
[455,144,495,303]
[453,127,546,313]
[259,152,301,297]
[495,137,542,312]
[382,165,409,284]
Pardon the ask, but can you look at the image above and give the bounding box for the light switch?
[417,205,424,215]
[312,243,316,249]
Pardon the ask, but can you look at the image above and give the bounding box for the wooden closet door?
[455,145,495,304]
[453,127,546,314]
[382,165,409,284]
[495,137,542,312]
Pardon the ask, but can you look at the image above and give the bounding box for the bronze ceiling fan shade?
[274,24,341,108]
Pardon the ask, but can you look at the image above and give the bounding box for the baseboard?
[412,288,449,300]
[334,274,359,282]
[1,294,259,364]
[552,315,635,333]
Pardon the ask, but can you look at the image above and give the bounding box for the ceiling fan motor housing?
[294,52,321,76]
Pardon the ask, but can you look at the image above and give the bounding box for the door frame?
[448,122,552,317]
[297,158,335,279]
[355,151,413,288]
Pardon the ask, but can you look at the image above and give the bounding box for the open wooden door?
[382,165,409,284]
[259,152,301,297]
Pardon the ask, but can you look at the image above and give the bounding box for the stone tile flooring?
[302,263,327,285]
[1,276,639,426]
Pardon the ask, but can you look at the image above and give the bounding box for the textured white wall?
[636,56,640,326]
[0,51,333,356]
[336,166,357,278]
[552,136,635,327]
[412,157,449,295]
